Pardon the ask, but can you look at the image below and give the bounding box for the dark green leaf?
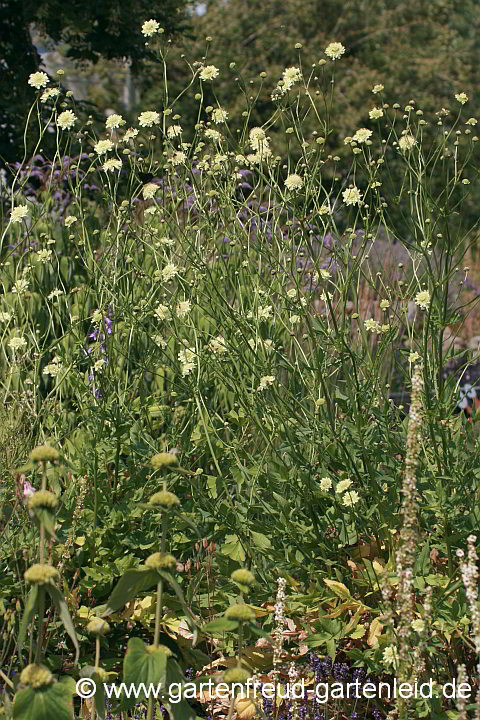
[102,568,159,616]
[47,585,80,665]
[17,585,38,658]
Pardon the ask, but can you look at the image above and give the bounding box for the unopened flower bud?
[225,603,255,622]
[20,664,53,688]
[86,617,110,636]
[145,552,177,570]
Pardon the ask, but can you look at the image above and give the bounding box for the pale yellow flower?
[325,42,346,60]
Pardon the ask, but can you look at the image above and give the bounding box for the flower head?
[369,107,384,120]
[20,664,53,689]
[325,42,346,60]
[102,159,122,172]
[28,490,58,511]
[142,183,158,200]
[342,490,360,507]
[94,139,114,155]
[211,108,228,124]
[138,111,160,127]
[30,445,60,463]
[320,477,332,491]
[336,479,353,493]
[149,490,180,509]
[57,110,77,130]
[24,564,59,585]
[106,114,125,129]
[199,65,219,81]
[231,569,255,588]
[151,452,178,470]
[414,290,430,310]
[142,19,160,37]
[28,72,49,90]
[86,617,110,636]
[398,134,417,151]
[353,128,372,143]
[10,205,29,224]
[285,173,304,191]
[455,92,468,105]
[146,552,177,570]
[342,186,362,206]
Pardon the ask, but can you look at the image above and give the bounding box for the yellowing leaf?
[350,624,366,639]
[323,578,352,600]
[75,536,86,546]
[367,617,383,647]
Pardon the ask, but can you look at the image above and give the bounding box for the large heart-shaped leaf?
[113,638,169,711]
[13,683,73,720]
[102,568,159,616]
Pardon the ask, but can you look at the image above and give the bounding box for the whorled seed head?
[145,552,177,570]
[30,445,60,463]
[224,667,251,684]
[148,490,180,509]
[24,564,59,585]
[86,617,110,636]
[20,663,53,688]
[231,569,255,587]
[28,490,58,510]
[225,603,256,622]
[146,644,173,656]
[151,452,178,470]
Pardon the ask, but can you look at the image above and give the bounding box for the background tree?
[0,0,193,167]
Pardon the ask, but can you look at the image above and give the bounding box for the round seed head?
[20,663,53,688]
[224,667,251,684]
[145,552,177,570]
[148,490,180,510]
[146,644,173,657]
[24,564,59,585]
[231,569,255,587]
[86,617,110,636]
[151,452,178,470]
[30,445,60,463]
[28,490,58,511]
[224,603,256,622]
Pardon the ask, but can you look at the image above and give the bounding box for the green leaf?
[221,536,245,562]
[46,585,80,665]
[13,683,74,720]
[102,568,159,616]
[250,531,272,550]
[79,668,105,720]
[163,698,196,720]
[155,570,200,644]
[17,585,38,658]
[206,475,218,499]
[118,638,168,707]
[202,618,239,634]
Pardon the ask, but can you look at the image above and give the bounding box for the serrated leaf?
[102,568,159,616]
[17,585,38,658]
[47,585,80,665]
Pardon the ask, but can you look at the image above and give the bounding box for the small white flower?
[28,72,49,89]
[455,92,468,105]
[57,110,77,130]
[285,174,304,191]
[162,263,179,281]
[364,318,382,333]
[124,127,139,142]
[382,645,399,669]
[408,351,421,364]
[342,186,362,206]
[342,490,360,507]
[167,125,183,138]
[0,312,13,323]
[138,111,160,127]
[398,134,416,151]
[142,19,160,37]
[106,114,125,130]
[324,42,346,60]
[10,206,29,224]
[320,477,332,491]
[211,108,228,124]
[372,84,384,94]
[414,290,430,310]
[336,479,353,493]
[40,87,60,103]
[94,139,114,155]
[369,107,384,120]
[353,128,372,143]
[176,300,192,318]
[64,215,78,227]
[257,375,276,392]
[8,336,27,351]
[142,183,158,200]
[209,335,227,354]
[199,65,219,81]
[412,618,425,633]
[154,304,170,320]
[102,159,122,172]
